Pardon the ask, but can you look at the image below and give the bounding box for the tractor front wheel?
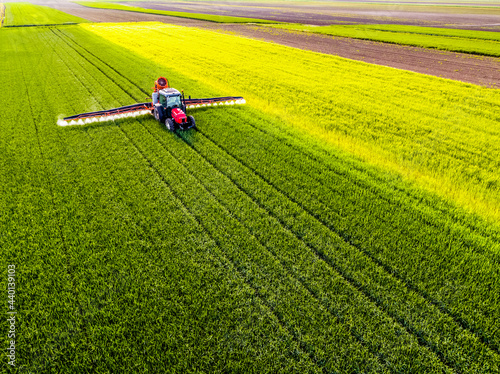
[165,118,176,132]
[188,115,196,130]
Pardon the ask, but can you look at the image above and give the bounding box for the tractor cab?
[152,87,195,131]
[158,88,184,111]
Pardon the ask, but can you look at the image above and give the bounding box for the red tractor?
[151,77,196,131]
[60,77,245,130]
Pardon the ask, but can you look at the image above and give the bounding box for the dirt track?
[32,0,500,88]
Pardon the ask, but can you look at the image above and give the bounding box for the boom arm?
[62,102,151,121]
[59,95,245,126]
[185,96,245,107]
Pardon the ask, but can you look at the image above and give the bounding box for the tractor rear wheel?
[154,106,165,123]
[165,118,176,131]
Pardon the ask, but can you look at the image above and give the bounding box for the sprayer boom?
[59,77,245,129]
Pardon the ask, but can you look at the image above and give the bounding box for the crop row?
[193,107,500,366]
[75,22,500,351]
[49,27,388,372]
[84,22,500,223]
[3,23,500,372]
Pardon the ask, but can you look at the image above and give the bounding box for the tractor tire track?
[213,111,500,254]
[51,28,140,106]
[200,111,500,354]
[156,127,456,371]
[64,29,496,366]
[61,43,382,367]
[134,119,408,370]
[49,38,319,369]
[67,46,386,366]
[234,112,500,244]
[189,128,482,371]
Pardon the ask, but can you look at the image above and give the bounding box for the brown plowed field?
[34,0,500,87]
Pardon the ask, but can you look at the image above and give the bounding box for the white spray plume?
[57,110,152,127]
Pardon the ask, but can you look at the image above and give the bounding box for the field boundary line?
[56,28,151,96]
[222,113,500,344]
[50,29,140,103]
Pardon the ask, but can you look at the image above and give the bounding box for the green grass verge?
[75,1,281,23]
[3,2,88,26]
[270,23,500,56]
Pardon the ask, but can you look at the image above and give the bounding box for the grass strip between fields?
[75,1,282,24]
[269,23,500,57]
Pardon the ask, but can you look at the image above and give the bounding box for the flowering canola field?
[1,22,500,372]
[84,23,500,224]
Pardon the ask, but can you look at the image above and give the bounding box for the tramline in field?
[60,77,245,130]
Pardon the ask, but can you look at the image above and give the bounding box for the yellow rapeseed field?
[83,22,500,223]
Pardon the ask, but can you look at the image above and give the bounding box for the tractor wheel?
[154,106,165,123]
[165,118,175,132]
[188,115,196,130]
